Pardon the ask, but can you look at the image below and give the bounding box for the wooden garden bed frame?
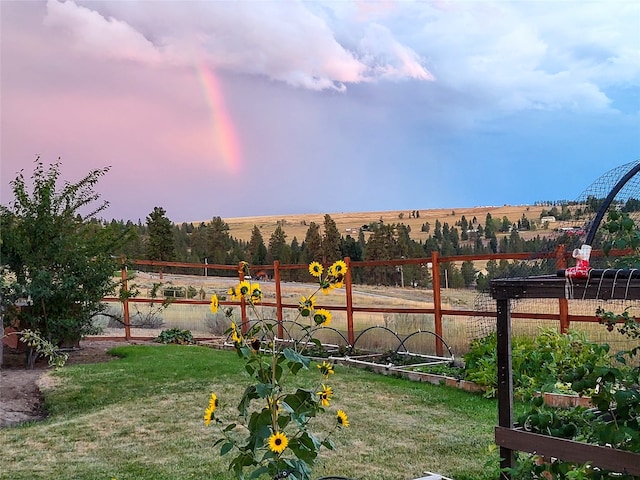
[490,274,640,479]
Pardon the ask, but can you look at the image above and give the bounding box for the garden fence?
[97,246,632,355]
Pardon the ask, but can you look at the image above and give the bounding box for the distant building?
[540,216,556,224]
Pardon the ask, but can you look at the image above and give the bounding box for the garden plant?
[508,211,640,479]
[204,261,351,480]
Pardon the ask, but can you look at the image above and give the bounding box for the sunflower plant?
[205,260,350,480]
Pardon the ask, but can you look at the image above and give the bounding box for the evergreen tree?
[267,225,290,263]
[290,237,301,264]
[500,216,511,233]
[489,234,498,253]
[322,214,342,262]
[486,259,499,278]
[363,224,397,285]
[248,225,267,266]
[173,223,190,262]
[460,216,469,241]
[146,206,175,261]
[434,220,443,241]
[205,217,232,265]
[303,222,323,263]
[340,235,362,262]
[484,213,495,239]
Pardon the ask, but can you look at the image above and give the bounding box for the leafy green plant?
[154,328,194,345]
[205,261,350,480]
[5,328,69,368]
[463,329,611,399]
[0,159,128,361]
[511,210,640,479]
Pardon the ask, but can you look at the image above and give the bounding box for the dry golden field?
[193,204,551,243]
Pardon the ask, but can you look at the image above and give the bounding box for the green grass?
[1,345,507,480]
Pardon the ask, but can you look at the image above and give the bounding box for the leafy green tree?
[146,206,175,261]
[322,214,342,262]
[1,159,124,358]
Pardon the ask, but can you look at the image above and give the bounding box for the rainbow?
[195,62,243,174]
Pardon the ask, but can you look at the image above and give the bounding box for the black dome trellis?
[468,158,640,341]
[585,161,640,244]
[574,159,640,245]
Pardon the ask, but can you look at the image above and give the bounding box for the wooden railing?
[99,246,629,350]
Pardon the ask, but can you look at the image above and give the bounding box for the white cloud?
[31,0,640,109]
[43,0,434,91]
[44,0,164,65]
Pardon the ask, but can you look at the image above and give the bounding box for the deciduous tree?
[1,159,125,360]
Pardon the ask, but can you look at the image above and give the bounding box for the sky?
[1,0,639,224]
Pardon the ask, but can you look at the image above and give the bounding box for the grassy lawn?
[2,345,505,480]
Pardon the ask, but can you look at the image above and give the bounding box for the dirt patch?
[0,340,141,427]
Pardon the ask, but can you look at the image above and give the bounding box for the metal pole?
[431,252,443,357]
[274,261,284,339]
[496,297,514,478]
[345,257,355,345]
[121,257,131,341]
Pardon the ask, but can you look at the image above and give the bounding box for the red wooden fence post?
[556,245,570,333]
[431,251,443,357]
[344,257,355,346]
[274,261,284,339]
[121,256,131,341]
[238,262,248,333]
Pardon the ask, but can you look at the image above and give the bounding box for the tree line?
[0,160,615,360]
[111,207,592,289]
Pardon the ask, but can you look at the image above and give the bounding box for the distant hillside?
[201,205,550,243]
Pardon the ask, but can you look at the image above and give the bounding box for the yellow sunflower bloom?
[313,309,332,327]
[298,295,316,316]
[204,393,218,426]
[267,431,288,454]
[336,410,349,428]
[320,281,331,295]
[249,283,263,302]
[209,294,219,314]
[331,260,347,275]
[230,322,242,343]
[317,384,333,407]
[238,280,251,297]
[317,361,334,378]
[309,262,323,278]
[228,286,239,301]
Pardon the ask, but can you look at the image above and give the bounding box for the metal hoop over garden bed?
[333,325,455,372]
[224,321,455,371]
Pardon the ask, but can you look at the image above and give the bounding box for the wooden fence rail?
[99,246,630,350]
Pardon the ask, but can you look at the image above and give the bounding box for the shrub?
[463,329,611,399]
[154,328,194,345]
